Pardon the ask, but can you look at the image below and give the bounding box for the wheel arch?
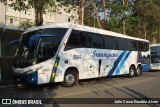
[130,64,136,70]
[65,67,79,79]
[137,64,142,69]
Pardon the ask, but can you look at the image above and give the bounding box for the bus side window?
[117,38,129,50]
[143,42,149,51]
[85,32,103,49]
[138,41,144,51]
[104,36,117,50]
[79,32,87,48]
[65,30,80,50]
[128,40,137,51]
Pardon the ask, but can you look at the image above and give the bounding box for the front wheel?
[62,71,77,87]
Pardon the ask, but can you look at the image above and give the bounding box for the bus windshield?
[151,52,160,63]
[150,46,160,63]
[13,28,67,68]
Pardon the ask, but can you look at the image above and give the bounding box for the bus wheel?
[135,67,142,77]
[128,66,135,78]
[62,70,77,87]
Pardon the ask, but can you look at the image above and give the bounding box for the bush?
[19,20,34,30]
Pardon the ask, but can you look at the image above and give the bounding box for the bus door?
[100,59,113,77]
[36,37,59,84]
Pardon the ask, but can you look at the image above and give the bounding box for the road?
[0,71,160,107]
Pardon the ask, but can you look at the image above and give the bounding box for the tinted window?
[37,37,59,62]
[22,30,43,48]
[117,38,129,50]
[128,40,137,51]
[79,32,87,47]
[65,30,80,50]
[65,30,104,50]
[83,32,103,49]
[151,52,160,63]
[43,28,67,36]
[138,41,144,51]
[104,36,117,49]
[143,42,149,51]
[150,46,160,52]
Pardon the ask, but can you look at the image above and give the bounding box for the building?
[0,2,78,30]
[0,2,78,81]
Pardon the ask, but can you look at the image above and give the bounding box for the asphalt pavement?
[0,71,160,107]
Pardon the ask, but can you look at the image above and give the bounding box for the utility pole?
[4,2,6,31]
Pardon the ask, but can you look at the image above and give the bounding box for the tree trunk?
[90,0,102,28]
[78,0,85,25]
[78,6,82,25]
[122,0,126,34]
[143,25,147,39]
[122,20,126,34]
[101,0,107,21]
[35,8,43,26]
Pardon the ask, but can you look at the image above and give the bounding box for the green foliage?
[19,20,34,30]
[134,0,160,42]
[85,0,160,43]
[1,0,160,43]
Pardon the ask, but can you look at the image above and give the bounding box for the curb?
[0,80,18,87]
[0,85,17,88]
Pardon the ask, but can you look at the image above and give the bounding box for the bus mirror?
[7,40,19,51]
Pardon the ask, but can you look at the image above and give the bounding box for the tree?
[134,0,160,43]
[0,0,57,26]
[58,0,104,28]
[19,19,34,30]
[57,0,85,25]
[106,0,136,35]
[90,0,102,28]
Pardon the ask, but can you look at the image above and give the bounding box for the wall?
[0,28,23,80]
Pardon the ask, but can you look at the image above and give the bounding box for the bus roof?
[150,43,160,47]
[24,23,149,42]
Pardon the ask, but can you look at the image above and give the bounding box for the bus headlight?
[26,66,43,75]
[26,70,33,75]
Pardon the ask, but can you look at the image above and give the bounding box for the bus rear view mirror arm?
[7,40,19,51]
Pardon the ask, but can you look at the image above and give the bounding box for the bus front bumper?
[150,66,160,70]
[13,70,38,84]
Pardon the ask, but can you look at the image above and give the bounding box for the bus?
[9,23,150,87]
[150,44,160,70]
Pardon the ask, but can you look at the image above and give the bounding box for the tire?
[62,70,77,87]
[128,66,135,78]
[135,67,142,77]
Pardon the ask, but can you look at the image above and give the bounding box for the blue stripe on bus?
[114,51,132,75]
[107,50,127,76]
[142,64,150,72]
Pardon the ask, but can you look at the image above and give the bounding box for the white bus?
[10,23,150,87]
[150,44,160,70]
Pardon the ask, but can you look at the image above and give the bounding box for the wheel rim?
[130,69,134,76]
[137,68,141,75]
[65,74,75,85]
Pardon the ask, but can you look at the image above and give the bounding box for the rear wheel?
[135,66,142,77]
[62,70,77,87]
[128,66,135,78]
